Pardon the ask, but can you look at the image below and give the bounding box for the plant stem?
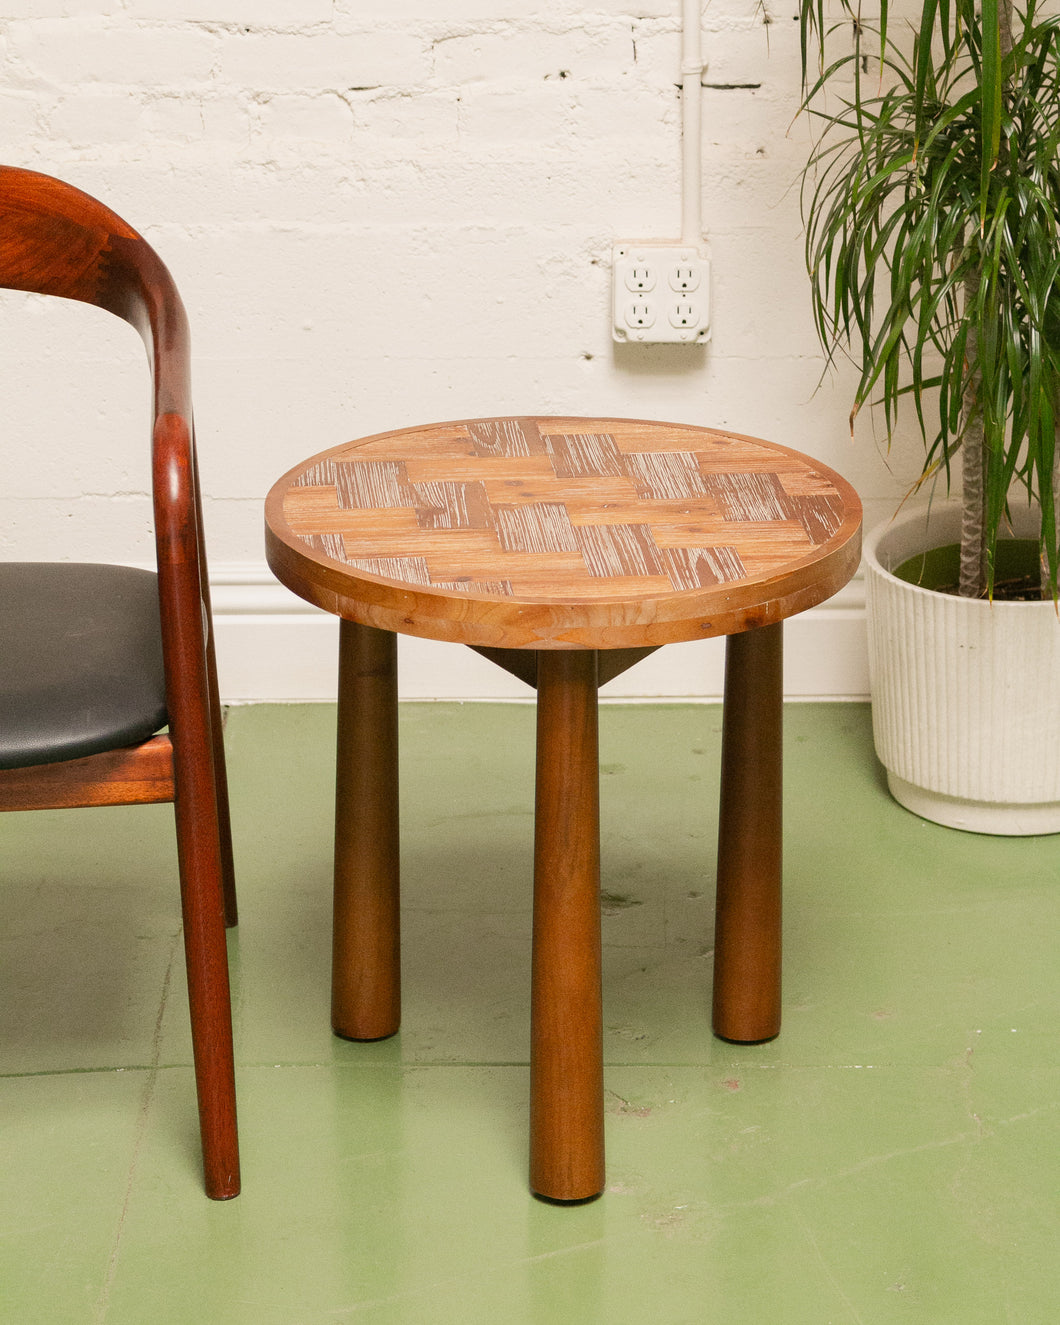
[958,0,1012,599]
[959,266,988,598]
[1044,422,1060,598]
[1000,0,1014,60]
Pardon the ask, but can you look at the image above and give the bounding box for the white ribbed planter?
[865,502,1060,834]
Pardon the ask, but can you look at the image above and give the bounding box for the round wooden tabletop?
[265,416,862,650]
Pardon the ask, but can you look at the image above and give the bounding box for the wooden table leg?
[712,622,783,1044]
[332,619,401,1041]
[530,649,605,1201]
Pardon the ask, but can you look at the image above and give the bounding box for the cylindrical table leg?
[332,619,401,1041]
[530,649,605,1201]
[712,622,783,1044]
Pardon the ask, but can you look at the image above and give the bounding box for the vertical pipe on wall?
[681,0,704,245]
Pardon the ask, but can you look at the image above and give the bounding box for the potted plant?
[798,0,1060,832]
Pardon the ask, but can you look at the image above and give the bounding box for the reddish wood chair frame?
[0,166,239,1199]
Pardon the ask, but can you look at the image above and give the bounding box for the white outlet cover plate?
[612,243,711,345]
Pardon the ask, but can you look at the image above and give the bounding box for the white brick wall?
[0,1,918,698]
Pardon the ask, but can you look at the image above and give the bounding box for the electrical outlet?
[611,244,711,344]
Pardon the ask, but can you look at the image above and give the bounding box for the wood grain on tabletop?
[265,416,862,649]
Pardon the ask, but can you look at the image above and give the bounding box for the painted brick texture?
[0,2,911,567]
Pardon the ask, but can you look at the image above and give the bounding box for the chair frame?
[0,166,240,1199]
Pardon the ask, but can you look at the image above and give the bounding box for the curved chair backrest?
[0,166,188,419]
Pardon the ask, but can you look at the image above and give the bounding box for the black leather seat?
[0,563,167,768]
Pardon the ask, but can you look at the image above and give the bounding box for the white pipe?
[681,0,704,245]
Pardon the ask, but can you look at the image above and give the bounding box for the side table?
[265,415,862,1201]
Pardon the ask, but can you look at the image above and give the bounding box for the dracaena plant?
[800,0,1060,598]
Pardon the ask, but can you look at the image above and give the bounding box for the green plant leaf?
[979,0,1003,229]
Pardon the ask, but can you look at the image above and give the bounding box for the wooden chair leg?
[712,622,784,1044]
[204,636,238,928]
[191,449,237,929]
[530,649,605,1201]
[331,619,401,1041]
[171,747,240,1200]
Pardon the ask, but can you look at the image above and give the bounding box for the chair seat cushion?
[0,562,168,769]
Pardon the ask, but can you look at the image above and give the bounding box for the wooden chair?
[0,166,240,1199]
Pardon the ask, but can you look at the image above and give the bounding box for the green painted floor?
[2,702,1059,1323]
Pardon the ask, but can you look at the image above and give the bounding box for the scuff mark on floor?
[606,1088,653,1117]
[601,890,643,915]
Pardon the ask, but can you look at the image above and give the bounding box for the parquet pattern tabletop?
[265,416,862,649]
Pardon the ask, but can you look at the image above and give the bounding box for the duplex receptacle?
[611,244,711,345]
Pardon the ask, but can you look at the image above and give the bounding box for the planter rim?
[864,500,1052,611]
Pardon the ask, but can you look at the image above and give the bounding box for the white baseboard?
[210,565,870,704]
